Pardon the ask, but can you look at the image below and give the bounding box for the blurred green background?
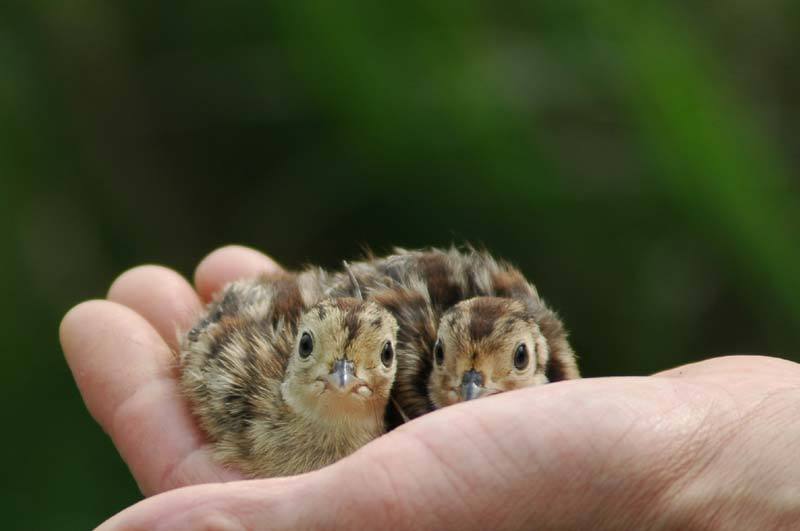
[2,2,799,528]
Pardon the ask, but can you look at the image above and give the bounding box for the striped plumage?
[327,247,580,423]
[179,270,399,478]
[179,246,578,475]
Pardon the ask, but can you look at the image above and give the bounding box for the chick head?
[282,298,399,423]
[428,297,549,408]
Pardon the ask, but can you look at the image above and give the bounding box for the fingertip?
[108,265,196,309]
[60,299,107,363]
[194,245,282,301]
[107,265,201,349]
[60,299,172,394]
[108,264,173,298]
[653,355,800,383]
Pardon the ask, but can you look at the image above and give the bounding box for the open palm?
[61,246,800,529]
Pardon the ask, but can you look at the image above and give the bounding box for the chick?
[328,247,579,422]
[179,271,399,478]
[428,296,576,408]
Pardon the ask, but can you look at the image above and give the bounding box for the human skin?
[60,246,800,530]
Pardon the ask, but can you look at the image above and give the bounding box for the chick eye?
[513,344,529,370]
[381,341,394,367]
[434,339,444,366]
[299,332,313,358]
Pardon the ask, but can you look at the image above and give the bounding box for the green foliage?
[1,1,798,527]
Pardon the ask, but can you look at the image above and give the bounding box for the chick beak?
[329,359,356,392]
[460,369,485,401]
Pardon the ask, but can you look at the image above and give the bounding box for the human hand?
[61,247,800,529]
[97,355,800,530]
[60,245,283,495]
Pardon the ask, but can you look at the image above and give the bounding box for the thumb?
[97,475,337,531]
[98,377,707,530]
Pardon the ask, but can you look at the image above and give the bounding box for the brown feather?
[326,246,580,426]
[180,271,398,478]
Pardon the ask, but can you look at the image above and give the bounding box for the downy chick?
[428,296,573,408]
[328,247,579,422]
[180,272,399,478]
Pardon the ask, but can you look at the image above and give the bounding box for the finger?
[653,355,800,380]
[194,245,283,302]
[97,478,311,531]
[61,300,241,496]
[99,377,724,530]
[653,355,800,401]
[108,265,202,350]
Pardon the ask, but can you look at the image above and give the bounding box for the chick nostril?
[461,369,483,387]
